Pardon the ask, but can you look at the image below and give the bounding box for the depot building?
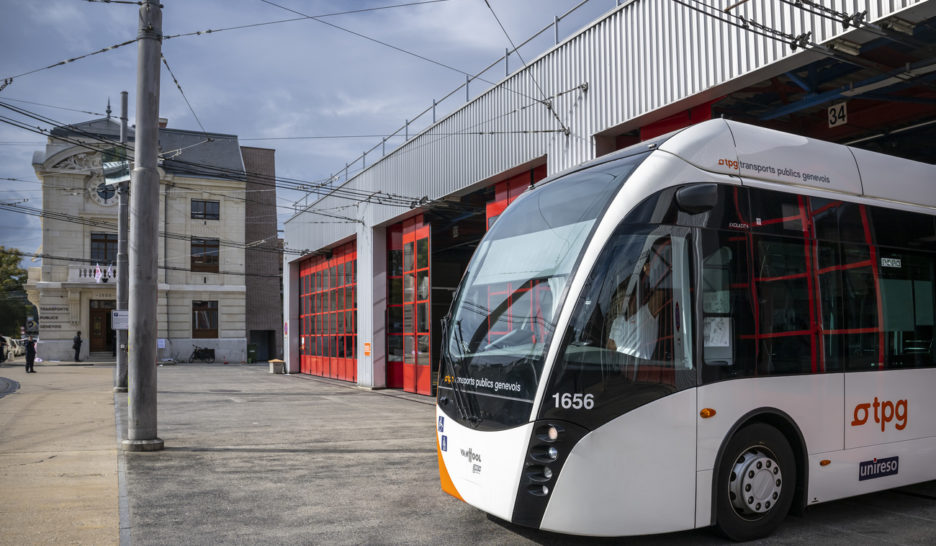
[282,0,936,395]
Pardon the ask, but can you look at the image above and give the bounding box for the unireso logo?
[859,456,899,481]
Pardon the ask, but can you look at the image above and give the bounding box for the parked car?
[14,338,26,356]
[1,336,14,361]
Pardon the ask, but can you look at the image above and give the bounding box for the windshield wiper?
[439,317,479,425]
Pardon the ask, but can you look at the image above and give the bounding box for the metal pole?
[124,0,163,452]
[114,90,129,393]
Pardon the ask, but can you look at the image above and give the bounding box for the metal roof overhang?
[710,7,936,163]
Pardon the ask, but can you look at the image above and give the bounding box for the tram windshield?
[440,152,648,429]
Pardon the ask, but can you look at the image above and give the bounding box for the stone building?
[26,115,282,362]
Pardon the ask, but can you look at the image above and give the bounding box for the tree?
[0,247,31,337]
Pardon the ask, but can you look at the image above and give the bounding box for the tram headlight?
[527,484,549,497]
[531,445,559,463]
[526,465,554,483]
[536,423,564,443]
[547,425,559,441]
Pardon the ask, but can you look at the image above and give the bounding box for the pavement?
[0,360,118,545]
[1,356,936,545]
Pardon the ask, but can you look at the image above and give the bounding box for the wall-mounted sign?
[828,102,847,128]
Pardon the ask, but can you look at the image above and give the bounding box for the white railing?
[68,265,117,284]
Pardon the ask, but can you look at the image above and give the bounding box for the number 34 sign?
[828,102,847,128]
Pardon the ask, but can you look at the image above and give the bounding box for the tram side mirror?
[675,184,718,214]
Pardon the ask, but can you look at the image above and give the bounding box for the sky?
[0,0,615,264]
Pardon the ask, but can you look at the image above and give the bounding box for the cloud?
[0,0,613,255]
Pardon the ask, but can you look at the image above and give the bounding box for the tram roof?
[593,119,936,211]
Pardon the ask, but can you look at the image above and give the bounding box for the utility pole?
[123,0,163,452]
[114,90,129,393]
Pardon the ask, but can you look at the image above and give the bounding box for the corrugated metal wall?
[285,0,926,254]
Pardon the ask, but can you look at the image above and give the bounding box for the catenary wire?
[3,0,451,83]
[6,247,289,279]
[163,0,451,40]
[0,102,420,207]
[0,201,296,255]
[160,54,210,137]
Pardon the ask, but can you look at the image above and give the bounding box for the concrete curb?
[114,391,131,546]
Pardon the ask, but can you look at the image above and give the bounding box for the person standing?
[0,335,6,364]
[25,336,36,373]
[73,331,82,362]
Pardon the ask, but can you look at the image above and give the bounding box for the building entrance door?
[89,300,116,353]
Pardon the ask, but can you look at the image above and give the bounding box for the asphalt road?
[114,364,936,545]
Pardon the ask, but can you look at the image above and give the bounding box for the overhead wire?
[1,0,596,216]
[162,0,452,40]
[257,0,543,105]
[3,0,591,212]
[5,247,287,279]
[278,2,598,210]
[0,104,366,231]
[779,0,929,51]
[675,0,906,75]
[290,79,588,212]
[0,200,296,255]
[85,0,145,5]
[480,0,569,135]
[160,53,211,137]
[0,101,422,207]
[0,96,106,117]
[1,37,138,83]
[2,0,452,85]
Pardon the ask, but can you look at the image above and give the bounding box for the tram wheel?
[715,423,795,541]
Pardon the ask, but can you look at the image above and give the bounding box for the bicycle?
[189,345,215,363]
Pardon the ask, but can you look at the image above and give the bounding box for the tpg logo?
[851,397,908,432]
[717,158,739,170]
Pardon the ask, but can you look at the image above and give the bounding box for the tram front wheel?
[715,423,796,542]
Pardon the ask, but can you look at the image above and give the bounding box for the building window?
[191,199,220,220]
[91,232,118,264]
[191,238,220,272]
[192,300,218,338]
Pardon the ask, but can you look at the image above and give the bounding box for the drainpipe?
[164,182,170,345]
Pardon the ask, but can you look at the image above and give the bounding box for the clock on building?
[87,178,118,206]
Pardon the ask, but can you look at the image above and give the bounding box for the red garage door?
[298,241,357,382]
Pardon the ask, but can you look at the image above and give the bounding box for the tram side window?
[879,248,935,369]
[549,225,695,423]
[752,235,814,374]
[811,199,879,372]
[871,208,936,252]
[748,189,808,238]
[672,184,751,231]
[700,229,757,383]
